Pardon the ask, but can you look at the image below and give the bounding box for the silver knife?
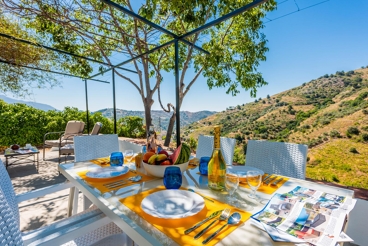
[184,210,223,235]
[271,177,284,186]
[265,176,278,185]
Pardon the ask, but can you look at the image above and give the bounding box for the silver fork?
[194,208,231,239]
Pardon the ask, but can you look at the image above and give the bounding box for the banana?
[156,154,167,162]
[148,154,157,164]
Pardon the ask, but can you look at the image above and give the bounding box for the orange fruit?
[143,152,155,163]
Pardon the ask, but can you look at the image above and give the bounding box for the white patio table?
[58,162,354,246]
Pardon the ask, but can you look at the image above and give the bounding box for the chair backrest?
[90,122,103,135]
[74,134,119,162]
[119,140,143,154]
[0,160,24,245]
[196,135,236,165]
[245,140,308,179]
[62,120,85,140]
[0,159,20,227]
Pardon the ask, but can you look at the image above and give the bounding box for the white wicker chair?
[74,134,120,211]
[0,159,131,246]
[196,135,236,165]
[245,140,308,179]
[74,134,119,162]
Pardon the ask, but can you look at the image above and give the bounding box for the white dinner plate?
[227,166,264,182]
[85,166,129,179]
[141,190,205,219]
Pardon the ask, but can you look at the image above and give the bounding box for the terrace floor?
[1,138,367,233]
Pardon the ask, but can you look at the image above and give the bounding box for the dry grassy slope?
[307,139,368,189]
[183,66,368,188]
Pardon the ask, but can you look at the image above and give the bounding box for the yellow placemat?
[239,174,289,195]
[77,169,157,193]
[120,186,251,246]
[89,156,110,166]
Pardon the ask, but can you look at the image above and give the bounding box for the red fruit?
[161,160,172,165]
[158,150,169,157]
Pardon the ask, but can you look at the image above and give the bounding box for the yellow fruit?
[156,154,167,162]
[143,152,155,163]
[148,154,157,164]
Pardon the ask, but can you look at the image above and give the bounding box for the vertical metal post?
[175,40,181,146]
[112,68,117,134]
[84,79,90,134]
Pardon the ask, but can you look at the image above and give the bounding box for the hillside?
[183,66,368,189]
[95,108,216,130]
[0,95,57,111]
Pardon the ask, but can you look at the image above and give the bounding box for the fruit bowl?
[142,161,189,178]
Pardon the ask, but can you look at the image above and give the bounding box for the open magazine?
[252,186,356,246]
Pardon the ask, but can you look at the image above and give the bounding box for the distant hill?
[0,95,57,111]
[94,108,216,130]
[183,66,368,189]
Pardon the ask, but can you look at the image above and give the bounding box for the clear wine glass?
[247,170,262,199]
[124,149,134,164]
[225,172,239,205]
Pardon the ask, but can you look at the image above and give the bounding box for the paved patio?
[1,141,368,234]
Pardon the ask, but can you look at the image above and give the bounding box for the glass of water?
[247,170,262,199]
[225,172,239,205]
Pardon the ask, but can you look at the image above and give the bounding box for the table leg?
[5,157,8,169]
[73,187,79,215]
[37,153,39,170]
[67,187,75,217]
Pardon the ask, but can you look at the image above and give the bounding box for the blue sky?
[11,0,368,112]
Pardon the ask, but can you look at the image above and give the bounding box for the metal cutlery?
[194,208,231,239]
[202,212,241,244]
[188,189,215,203]
[264,175,278,185]
[103,175,142,188]
[184,210,223,234]
[262,174,271,183]
[271,177,284,186]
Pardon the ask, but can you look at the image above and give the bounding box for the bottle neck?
[213,126,221,149]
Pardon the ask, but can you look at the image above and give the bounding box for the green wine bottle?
[208,126,226,191]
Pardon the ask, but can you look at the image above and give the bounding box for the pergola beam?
[0,59,109,84]
[101,0,209,55]
[0,32,137,74]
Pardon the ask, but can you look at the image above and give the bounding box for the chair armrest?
[43,131,65,142]
[16,182,74,203]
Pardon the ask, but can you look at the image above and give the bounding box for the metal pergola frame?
[1,0,268,145]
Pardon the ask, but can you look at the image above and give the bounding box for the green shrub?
[329,130,341,138]
[361,133,368,142]
[347,127,360,135]
[349,147,359,154]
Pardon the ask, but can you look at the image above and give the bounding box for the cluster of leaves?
[0,100,145,148]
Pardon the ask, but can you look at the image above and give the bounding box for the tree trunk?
[143,101,153,140]
[164,112,176,147]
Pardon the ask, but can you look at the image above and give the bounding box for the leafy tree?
[0,14,59,96]
[2,0,276,146]
[347,127,360,136]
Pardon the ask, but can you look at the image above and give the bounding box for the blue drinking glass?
[163,166,182,189]
[110,152,124,166]
[199,156,210,176]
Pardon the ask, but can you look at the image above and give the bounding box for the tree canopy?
[0,14,60,96]
[1,0,276,143]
